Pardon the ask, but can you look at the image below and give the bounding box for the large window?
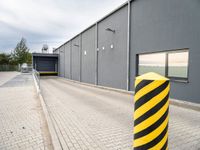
[137,49,189,81]
[138,53,166,76]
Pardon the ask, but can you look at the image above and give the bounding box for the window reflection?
[168,51,188,78]
[137,49,189,80]
[139,53,166,76]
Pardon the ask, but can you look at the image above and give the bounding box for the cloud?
[0,0,127,53]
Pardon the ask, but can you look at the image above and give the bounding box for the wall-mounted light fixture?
[105,28,115,33]
[110,44,114,49]
[84,51,87,56]
[73,44,79,47]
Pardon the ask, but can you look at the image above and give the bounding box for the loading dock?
[32,53,58,76]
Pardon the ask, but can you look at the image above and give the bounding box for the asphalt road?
[41,77,200,150]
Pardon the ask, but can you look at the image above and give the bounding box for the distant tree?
[26,52,32,64]
[0,53,11,65]
[12,38,32,65]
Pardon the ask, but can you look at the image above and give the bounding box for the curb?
[41,76,200,112]
[59,77,134,95]
[170,98,200,112]
[58,77,200,112]
[32,74,62,150]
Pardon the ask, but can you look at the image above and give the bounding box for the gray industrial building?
[54,0,200,104]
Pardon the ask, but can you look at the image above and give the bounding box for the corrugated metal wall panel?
[64,42,71,79]
[59,46,65,77]
[97,5,128,90]
[71,36,81,81]
[81,26,96,84]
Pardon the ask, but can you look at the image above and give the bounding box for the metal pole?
[64,45,66,78]
[80,34,82,82]
[126,0,131,91]
[38,71,40,90]
[70,41,73,80]
[95,23,98,85]
[58,49,60,76]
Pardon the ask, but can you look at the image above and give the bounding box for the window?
[138,53,166,76]
[168,51,188,79]
[137,49,189,81]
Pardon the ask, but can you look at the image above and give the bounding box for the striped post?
[133,72,170,150]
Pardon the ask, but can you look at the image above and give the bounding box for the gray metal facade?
[81,26,96,84]
[59,45,65,77]
[71,36,81,81]
[97,5,128,90]
[54,0,200,104]
[130,0,200,103]
[64,42,71,79]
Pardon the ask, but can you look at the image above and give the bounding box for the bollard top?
[136,72,169,81]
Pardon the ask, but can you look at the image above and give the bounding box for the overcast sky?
[0,0,127,53]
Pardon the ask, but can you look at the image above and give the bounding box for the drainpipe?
[126,0,131,91]
[95,23,98,85]
[80,34,82,82]
[64,45,66,78]
[70,41,72,79]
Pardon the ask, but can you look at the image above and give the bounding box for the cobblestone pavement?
[41,77,200,150]
[0,72,20,86]
[0,72,52,150]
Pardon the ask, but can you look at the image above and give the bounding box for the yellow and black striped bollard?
[133,72,170,150]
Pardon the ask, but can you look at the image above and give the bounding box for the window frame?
[136,49,189,83]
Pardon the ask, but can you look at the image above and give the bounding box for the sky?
[0,0,127,53]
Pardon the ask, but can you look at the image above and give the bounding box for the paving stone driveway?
[41,77,200,150]
[0,72,52,150]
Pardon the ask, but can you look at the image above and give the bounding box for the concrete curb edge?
[32,74,62,150]
[170,98,200,112]
[59,77,135,95]
[59,77,200,112]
